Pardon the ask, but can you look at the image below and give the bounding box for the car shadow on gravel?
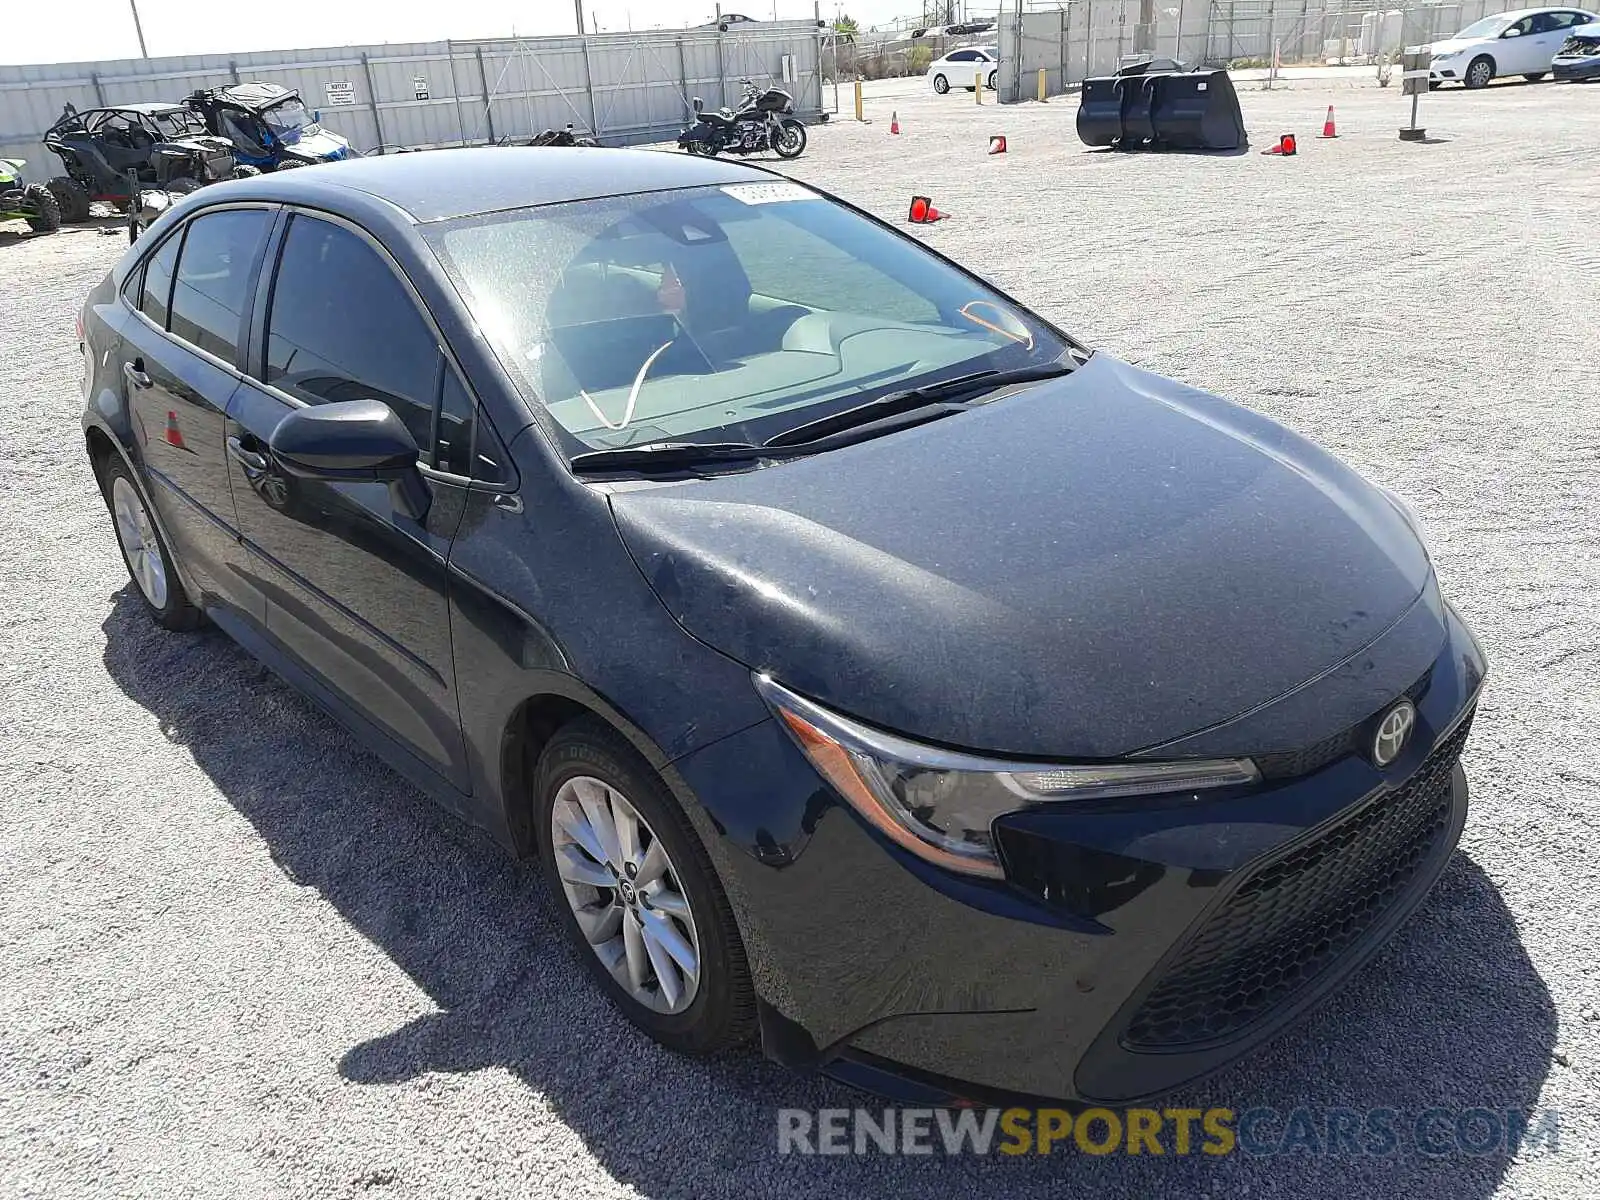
[101,589,1558,1200]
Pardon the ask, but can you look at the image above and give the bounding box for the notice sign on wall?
[325,80,356,106]
[413,76,430,100]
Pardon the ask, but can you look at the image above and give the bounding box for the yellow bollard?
[976,68,983,103]
[854,78,863,122]
[1038,67,1047,102]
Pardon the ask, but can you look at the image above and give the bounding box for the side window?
[265,214,440,457]
[138,231,181,329]
[435,368,476,478]
[168,209,270,362]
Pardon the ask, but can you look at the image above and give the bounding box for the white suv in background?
[1427,7,1598,87]
[927,46,999,93]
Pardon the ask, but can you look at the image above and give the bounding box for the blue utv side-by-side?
[185,83,358,171]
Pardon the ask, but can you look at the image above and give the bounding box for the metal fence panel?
[0,22,825,180]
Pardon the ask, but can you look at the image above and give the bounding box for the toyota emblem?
[1372,700,1417,767]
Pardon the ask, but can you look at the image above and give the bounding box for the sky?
[6,0,925,65]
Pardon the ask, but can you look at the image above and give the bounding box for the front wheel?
[988,69,998,90]
[1522,72,1547,82]
[772,118,807,159]
[534,717,755,1055]
[1464,55,1495,88]
[47,175,91,222]
[932,73,950,94]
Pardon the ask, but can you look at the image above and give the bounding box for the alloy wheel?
[1466,58,1493,88]
[550,775,702,1014]
[111,475,168,609]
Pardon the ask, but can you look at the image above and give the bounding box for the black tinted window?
[435,368,474,477]
[139,232,181,328]
[265,214,439,454]
[169,209,270,362]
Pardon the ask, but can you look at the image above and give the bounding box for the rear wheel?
[101,457,202,631]
[231,164,262,179]
[47,175,91,222]
[534,717,754,1055]
[1464,55,1495,88]
[22,184,61,233]
[932,73,950,94]
[772,118,807,159]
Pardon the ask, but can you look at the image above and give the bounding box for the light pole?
[574,0,585,36]
[129,0,149,56]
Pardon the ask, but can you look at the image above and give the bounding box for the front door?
[117,206,273,620]
[225,210,470,785]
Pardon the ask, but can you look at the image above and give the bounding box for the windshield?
[428,182,1070,458]
[1452,15,1510,38]
[262,99,312,139]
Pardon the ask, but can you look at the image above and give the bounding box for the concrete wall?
[0,22,826,181]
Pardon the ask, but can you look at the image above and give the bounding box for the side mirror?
[692,96,704,113]
[1501,27,1522,36]
[268,399,430,518]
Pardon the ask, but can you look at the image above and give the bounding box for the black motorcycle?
[676,79,807,159]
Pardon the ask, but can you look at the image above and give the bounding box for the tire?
[533,716,754,1056]
[100,456,202,632]
[1464,55,1495,88]
[232,164,262,179]
[772,118,807,159]
[933,73,950,94]
[47,175,91,222]
[1522,72,1547,82]
[988,69,998,90]
[22,184,61,233]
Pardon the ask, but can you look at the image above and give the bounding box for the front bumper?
[1553,57,1600,79]
[672,604,1485,1104]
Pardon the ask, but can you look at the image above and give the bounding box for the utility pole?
[573,0,585,36]
[128,0,149,56]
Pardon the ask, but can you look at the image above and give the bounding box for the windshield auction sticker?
[721,182,818,205]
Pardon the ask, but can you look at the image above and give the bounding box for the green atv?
[0,158,63,233]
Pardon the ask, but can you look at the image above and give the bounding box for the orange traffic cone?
[164,410,186,449]
[988,134,1007,154]
[1320,105,1338,138]
[1260,133,1297,156]
[890,111,900,134]
[907,195,949,223]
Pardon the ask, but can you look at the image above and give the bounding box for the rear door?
[117,205,273,621]
[224,209,472,785]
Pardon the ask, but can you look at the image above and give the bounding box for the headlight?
[755,675,1259,880]
[1432,49,1460,60]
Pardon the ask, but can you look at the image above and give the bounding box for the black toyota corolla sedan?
[79,148,1484,1105]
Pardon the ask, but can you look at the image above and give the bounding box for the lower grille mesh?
[1124,711,1474,1049]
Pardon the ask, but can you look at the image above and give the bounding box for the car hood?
[610,353,1434,759]
[285,128,351,159]
[1426,37,1487,55]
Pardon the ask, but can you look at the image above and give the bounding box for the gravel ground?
[2,76,1598,1199]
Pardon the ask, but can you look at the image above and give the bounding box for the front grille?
[1255,674,1431,781]
[1124,710,1474,1050]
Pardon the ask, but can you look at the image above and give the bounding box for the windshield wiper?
[762,361,1077,448]
[569,440,800,474]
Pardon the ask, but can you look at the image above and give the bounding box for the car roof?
[213,146,777,223]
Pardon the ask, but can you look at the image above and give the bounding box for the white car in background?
[927,46,999,93]
[1427,7,1597,87]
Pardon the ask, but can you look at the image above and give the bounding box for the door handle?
[123,360,152,389]
[226,435,269,473]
